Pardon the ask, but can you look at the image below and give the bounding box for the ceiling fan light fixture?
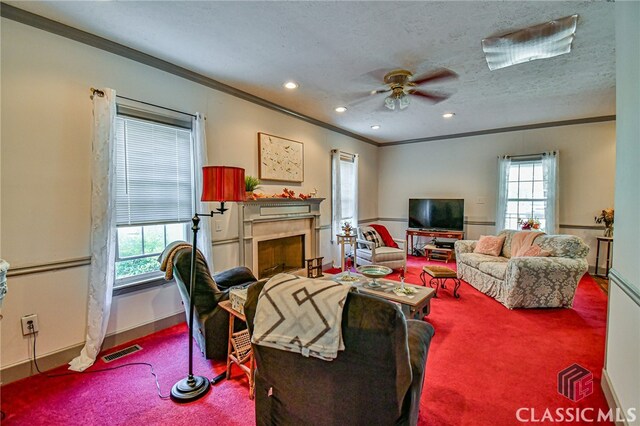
[384,96,396,110]
[482,14,578,71]
[399,95,410,110]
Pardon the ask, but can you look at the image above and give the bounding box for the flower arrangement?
[341,221,353,235]
[595,208,614,237]
[518,218,541,230]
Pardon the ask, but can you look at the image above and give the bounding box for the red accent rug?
[1,256,610,425]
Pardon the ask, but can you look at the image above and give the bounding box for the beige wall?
[605,2,640,423]
[0,20,378,369]
[376,121,616,269]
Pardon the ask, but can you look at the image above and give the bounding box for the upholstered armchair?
[356,225,407,273]
[162,245,258,360]
[244,279,435,426]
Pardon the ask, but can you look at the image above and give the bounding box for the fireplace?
[238,198,324,274]
[257,235,305,279]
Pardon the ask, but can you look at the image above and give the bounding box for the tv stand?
[406,229,465,256]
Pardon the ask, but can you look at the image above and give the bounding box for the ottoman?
[420,265,461,298]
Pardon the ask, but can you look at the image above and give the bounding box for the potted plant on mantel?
[245,175,261,199]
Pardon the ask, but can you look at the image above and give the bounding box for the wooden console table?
[406,229,464,256]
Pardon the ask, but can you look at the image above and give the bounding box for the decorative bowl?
[356,265,393,287]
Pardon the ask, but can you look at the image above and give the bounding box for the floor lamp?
[171,165,245,403]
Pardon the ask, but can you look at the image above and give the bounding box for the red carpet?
[1,256,610,425]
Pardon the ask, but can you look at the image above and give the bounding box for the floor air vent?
[101,344,142,363]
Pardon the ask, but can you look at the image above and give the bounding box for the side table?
[595,237,613,278]
[336,234,357,272]
[219,300,255,399]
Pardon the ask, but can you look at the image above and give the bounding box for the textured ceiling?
[6,1,616,143]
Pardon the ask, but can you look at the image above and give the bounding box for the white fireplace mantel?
[238,198,325,273]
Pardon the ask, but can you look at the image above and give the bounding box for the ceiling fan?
[370,68,458,110]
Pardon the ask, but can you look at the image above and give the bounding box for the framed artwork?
[258,132,304,183]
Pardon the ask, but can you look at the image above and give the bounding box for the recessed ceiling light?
[442,112,455,118]
[371,125,381,130]
[283,81,299,89]
[335,106,347,113]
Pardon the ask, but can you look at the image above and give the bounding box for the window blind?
[340,160,355,221]
[115,116,193,225]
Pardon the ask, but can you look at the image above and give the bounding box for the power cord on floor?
[27,321,171,400]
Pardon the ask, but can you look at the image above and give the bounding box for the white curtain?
[495,155,511,232]
[542,151,559,234]
[331,150,342,243]
[193,113,213,268]
[69,88,117,372]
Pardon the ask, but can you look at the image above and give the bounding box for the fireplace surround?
[238,198,324,275]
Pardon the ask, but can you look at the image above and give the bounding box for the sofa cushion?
[514,245,551,258]
[357,246,404,262]
[458,252,509,269]
[474,235,506,256]
[536,234,590,258]
[478,262,508,280]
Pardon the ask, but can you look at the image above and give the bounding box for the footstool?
[420,265,461,298]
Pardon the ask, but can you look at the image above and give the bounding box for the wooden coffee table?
[322,272,436,319]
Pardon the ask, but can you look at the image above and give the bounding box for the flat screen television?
[408,198,464,231]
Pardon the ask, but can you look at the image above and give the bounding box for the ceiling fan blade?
[411,68,458,86]
[408,90,450,104]
[371,88,392,95]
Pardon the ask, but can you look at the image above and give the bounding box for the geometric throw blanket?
[251,273,350,361]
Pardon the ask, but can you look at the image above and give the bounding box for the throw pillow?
[515,244,551,258]
[370,224,399,248]
[361,227,384,248]
[473,235,506,257]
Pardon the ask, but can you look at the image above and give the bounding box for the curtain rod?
[90,88,197,118]
[503,150,558,159]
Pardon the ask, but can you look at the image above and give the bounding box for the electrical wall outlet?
[21,314,39,335]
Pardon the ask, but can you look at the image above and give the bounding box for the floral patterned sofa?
[454,230,589,309]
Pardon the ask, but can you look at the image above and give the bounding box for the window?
[331,150,358,239]
[114,114,194,286]
[339,158,357,228]
[499,152,558,233]
[504,160,546,230]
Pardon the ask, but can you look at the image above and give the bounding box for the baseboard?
[601,368,629,426]
[0,312,184,385]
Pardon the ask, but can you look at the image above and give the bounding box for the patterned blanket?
[251,273,351,361]
[158,241,207,280]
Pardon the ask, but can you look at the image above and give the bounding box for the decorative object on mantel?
[245,175,261,199]
[258,132,304,183]
[518,218,541,230]
[341,221,353,236]
[245,187,315,201]
[595,208,614,237]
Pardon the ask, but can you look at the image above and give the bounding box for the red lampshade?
[201,166,245,202]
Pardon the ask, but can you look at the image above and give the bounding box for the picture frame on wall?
[258,132,304,183]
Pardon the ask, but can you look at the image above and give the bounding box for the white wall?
[604,3,640,423]
[377,122,616,268]
[0,20,378,369]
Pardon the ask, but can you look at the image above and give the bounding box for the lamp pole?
[170,204,227,402]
